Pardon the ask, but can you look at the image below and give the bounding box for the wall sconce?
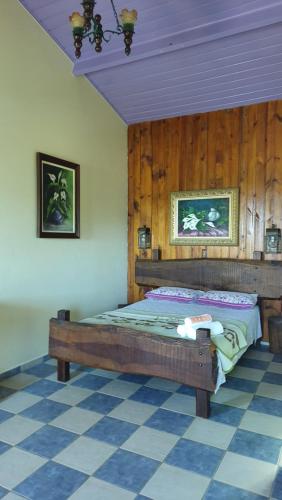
[138,225,151,249]
[264,224,281,253]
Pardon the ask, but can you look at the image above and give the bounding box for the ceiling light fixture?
[69,0,137,59]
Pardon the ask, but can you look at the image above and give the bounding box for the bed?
[49,258,282,418]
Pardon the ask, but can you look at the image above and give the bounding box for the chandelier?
[69,1,138,59]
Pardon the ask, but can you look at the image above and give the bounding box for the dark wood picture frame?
[37,152,80,238]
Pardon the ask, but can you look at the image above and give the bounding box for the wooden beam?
[73,4,282,76]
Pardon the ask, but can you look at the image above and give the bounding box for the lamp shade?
[138,225,151,249]
[264,225,281,253]
[69,12,85,29]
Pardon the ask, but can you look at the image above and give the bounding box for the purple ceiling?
[19,0,282,124]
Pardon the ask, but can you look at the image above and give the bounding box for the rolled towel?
[184,314,212,327]
[209,321,224,336]
[177,324,197,340]
[177,316,223,340]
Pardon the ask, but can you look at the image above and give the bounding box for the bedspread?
[81,299,262,390]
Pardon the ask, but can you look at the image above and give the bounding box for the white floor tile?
[214,451,277,497]
[211,388,253,409]
[256,382,282,401]
[268,362,282,374]
[1,493,28,500]
[98,380,141,399]
[244,350,273,362]
[45,358,57,366]
[121,426,178,461]
[108,399,156,425]
[93,369,120,379]
[50,406,102,434]
[145,377,181,392]
[239,410,282,439]
[0,415,43,445]
[69,477,135,500]
[162,393,195,416]
[54,436,116,475]
[0,392,42,413]
[0,447,46,489]
[183,417,235,449]
[141,463,210,500]
[0,373,39,390]
[230,366,264,382]
[48,385,93,405]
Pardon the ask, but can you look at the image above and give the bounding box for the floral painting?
[170,188,239,246]
[37,153,80,238]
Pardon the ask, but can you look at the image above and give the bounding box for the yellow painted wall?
[0,1,127,373]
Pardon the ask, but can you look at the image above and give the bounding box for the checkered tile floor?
[0,345,281,500]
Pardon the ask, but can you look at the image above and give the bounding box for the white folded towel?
[177,315,223,340]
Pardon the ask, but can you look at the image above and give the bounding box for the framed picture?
[37,152,80,238]
[170,188,239,246]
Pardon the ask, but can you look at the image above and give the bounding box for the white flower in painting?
[205,221,215,228]
[61,178,67,188]
[60,191,66,201]
[53,192,59,201]
[183,214,201,231]
[48,174,56,183]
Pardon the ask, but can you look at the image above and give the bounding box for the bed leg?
[56,310,71,382]
[57,360,70,382]
[196,389,210,418]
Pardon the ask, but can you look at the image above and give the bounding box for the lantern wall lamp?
[69,0,138,59]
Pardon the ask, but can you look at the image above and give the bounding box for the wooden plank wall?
[128,101,282,339]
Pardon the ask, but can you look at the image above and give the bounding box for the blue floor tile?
[25,364,56,378]
[23,379,64,397]
[237,358,269,371]
[0,386,16,401]
[0,486,8,499]
[135,496,153,500]
[71,374,110,391]
[249,396,282,417]
[15,460,87,500]
[144,408,194,436]
[18,425,77,459]
[204,480,267,499]
[78,393,123,414]
[176,385,196,396]
[70,363,93,372]
[250,343,270,353]
[95,449,159,493]
[262,371,282,385]
[0,441,10,455]
[272,468,282,500]
[165,438,224,477]
[85,416,138,446]
[228,429,282,464]
[118,373,151,384]
[0,367,20,381]
[129,386,171,406]
[273,354,282,363]
[210,403,245,426]
[0,409,13,424]
[21,399,70,423]
[224,376,259,393]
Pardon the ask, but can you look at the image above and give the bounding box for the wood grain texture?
[49,319,217,392]
[128,101,282,339]
[135,259,282,299]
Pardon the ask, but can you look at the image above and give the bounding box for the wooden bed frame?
[49,258,282,418]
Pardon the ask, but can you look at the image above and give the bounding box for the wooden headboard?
[135,258,282,299]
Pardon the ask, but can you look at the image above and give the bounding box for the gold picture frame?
[170,188,239,246]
